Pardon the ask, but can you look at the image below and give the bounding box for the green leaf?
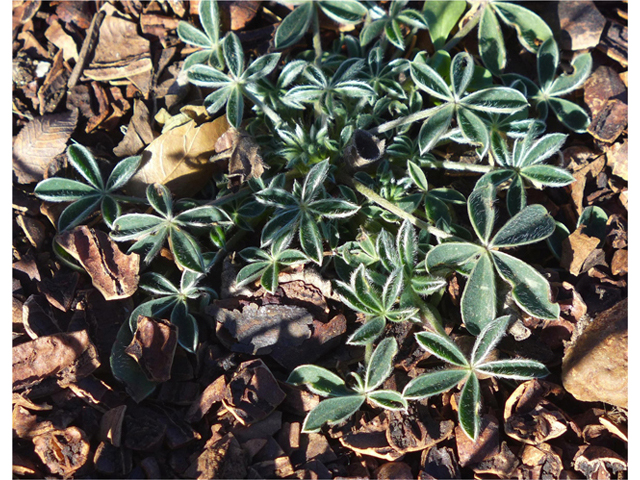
[175,206,230,227]
[244,53,281,81]
[546,220,570,260]
[177,21,212,48]
[397,9,429,29]
[171,302,199,353]
[415,331,468,367]
[549,53,592,96]
[183,50,215,72]
[402,369,469,400]
[146,184,172,217]
[491,204,555,247]
[475,359,549,379]
[385,20,406,50]
[367,390,408,410]
[492,251,560,319]
[519,133,567,167]
[302,159,330,203]
[461,87,528,114]
[256,187,297,208]
[425,242,483,271]
[490,131,510,167]
[222,32,244,78]
[457,108,490,158]
[429,188,466,204]
[57,194,102,231]
[347,317,386,345]
[461,253,497,336]
[492,2,552,53]
[302,395,365,433]
[67,144,104,190]
[471,315,510,365]
[458,372,481,440]
[139,272,179,296]
[101,196,120,229]
[287,364,350,397]
[410,62,452,101]
[418,105,454,154]
[353,264,383,312]
[186,64,232,88]
[422,1,466,50]
[106,155,142,192]
[365,337,397,391]
[360,19,386,47]
[260,263,279,293]
[397,220,417,268]
[129,229,169,265]
[203,86,232,115]
[479,6,506,75]
[506,175,526,216]
[35,178,97,202]
[407,160,429,191]
[450,52,474,99]
[475,169,514,190]
[376,230,400,273]
[226,85,244,129]
[576,206,608,241]
[547,97,590,133]
[110,322,158,403]
[129,296,178,330]
[410,276,447,296]
[111,214,164,241]
[319,0,366,25]
[309,198,359,218]
[235,261,269,288]
[199,0,220,45]
[468,184,496,244]
[521,165,575,187]
[382,269,404,310]
[260,209,298,246]
[274,2,314,50]
[277,249,308,265]
[536,35,559,89]
[299,212,323,265]
[169,227,205,273]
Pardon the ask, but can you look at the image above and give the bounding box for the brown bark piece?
[339,414,404,461]
[419,446,459,479]
[560,228,601,276]
[573,445,627,480]
[597,20,628,67]
[140,13,180,37]
[84,14,152,82]
[471,441,520,478]
[374,462,413,479]
[13,254,41,282]
[85,81,111,133]
[37,50,70,116]
[125,316,178,383]
[99,405,127,447]
[610,249,627,278]
[587,99,628,143]
[504,380,572,445]
[12,109,78,184]
[15,215,46,250]
[454,414,499,467]
[185,433,248,480]
[185,374,227,423]
[605,139,628,181]
[126,115,230,198]
[385,407,454,455]
[562,299,628,409]
[557,1,606,50]
[583,66,627,118]
[113,99,155,157]
[12,329,100,390]
[57,226,140,301]
[214,127,268,190]
[22,294,61,338]
[12,0,40,33]
[44,19,78,62]
[521,443,563,480]
[228,1,261,30]
[32,426,91,476]
[222,359,286,425]
[37,271,79,312]
[93,441,133,476]
[55,1,93,29]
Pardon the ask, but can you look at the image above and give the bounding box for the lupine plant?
[32,0,593,441]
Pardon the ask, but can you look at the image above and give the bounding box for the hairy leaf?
[365,337,397,391]
[475,359,549,379]
[471,315,510,365]
[347,317,386,345]
[415,331,468,367]
[491,204,555,247]
[368,390,408,410]
[288,364,350,397]
[302,395,365,432]
[458,372,481,440]
[402,369,469,400]
[461,253,497,336]
[468,184,496,244]
[275,2,314,50]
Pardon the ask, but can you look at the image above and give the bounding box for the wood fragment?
[68,10,106,89]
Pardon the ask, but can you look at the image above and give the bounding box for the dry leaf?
[99,405,127,447]
[13,109,78,184]
[560,228,600,276]
[605,139,628,181]
[57,226,140,301]
[557,1,606,51]
[37,50,70,115]
[583,66,627,118]
[84,14,152,82]
[33,426,91,477]
[113,99,155,157]
[125,316,178,383]
[215,127,268,190]
[587,98,628,143]
[126,115,230,197]
[44,19,78,62]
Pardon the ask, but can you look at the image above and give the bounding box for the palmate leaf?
[302,395,365,433]
[470,315,510,365]
[139,272,180,295]
[105,155,142,191]
[492,2,552,54]
[288,365,350,397]
[478,5,505,75]
[402,369,468,400]
[506,174,526,216]
[407,160,429,192]
[461,87,528,114]
[274,1,314,50]
[67,144,104,190]
[492,251,560,319]
[368,390,407,410]
[521,165,575,187]
[57,195,102,232]
[169,227,205,273]
[461,253,497,336]
[101,195,121,229]
[468,184,496,244]
[382,269,404,310]
[34,178,96,201]
[422,1,465,50]
[347,317,386,345]
[548,97,590,133]
[415,331,468,367]
[549,53,592,97]
[450,52,474,99]
[457,108,490,158]
[147,183,172,217]
[111,214,164,241]
[171,301,199,353]
[475,359,549,379]
[418,105,454,154]
[490,204,555,248]
[426,242,483,271]
[410,62,452,101]
[458,372,481,440]
[365,337,397,391]
[299,212,323,264]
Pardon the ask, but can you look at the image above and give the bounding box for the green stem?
[109,194,150,204]
[420,159,494,174]
[336,173,455,240]
[312,8,323,65]
[410,291,446,336]
[244,89,283,126]
[369,105,443,135]
[443,2,485,52]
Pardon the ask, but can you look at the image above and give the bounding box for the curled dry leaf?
[32,426,91,476]
[185,433,248,480]
[419,446,460,479]
[338,413,404,461]
[126,115,230,198]
[99,405,127,447]
[454,414,500,468]
[12,108,78,184]
[12,329,100,391]
[186,375,226,423]
[214,127,268,190]
[125,316,178,383]
[57,226,140,301]
[560,227,601,276]
[385,406,454,455]
[520,443,563,480]
[573,445,627,480]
